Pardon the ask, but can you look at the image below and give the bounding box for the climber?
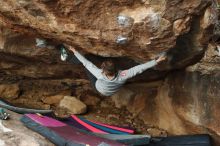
[60,45,166,96]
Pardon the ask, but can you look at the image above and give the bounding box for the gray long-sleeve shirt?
[74,51,157,96]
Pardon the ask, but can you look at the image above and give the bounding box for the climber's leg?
[59,44,97,91]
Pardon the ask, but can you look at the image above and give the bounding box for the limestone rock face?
[111,44,220,145]
[59,96,87,114]
[111,87,135,108]
[0,0,212,63]
[42,90,72,105]
[80,94,101,106]
[0,84,20,99]
[42,95,65,105]
[0,0,215,81]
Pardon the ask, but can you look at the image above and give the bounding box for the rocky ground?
[0,72,167,136]
[0,73,167,146]
[0,110,54,146]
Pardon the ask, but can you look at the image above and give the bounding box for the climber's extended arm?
[69,47,102,78]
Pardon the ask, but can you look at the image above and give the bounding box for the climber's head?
[101,59,117,77]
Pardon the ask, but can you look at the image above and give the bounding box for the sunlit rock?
[59,96,87,114]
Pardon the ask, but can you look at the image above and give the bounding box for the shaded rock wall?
[111,43,220,145]
[0,30,85,79]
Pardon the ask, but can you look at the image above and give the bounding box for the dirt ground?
[83,99,167,136]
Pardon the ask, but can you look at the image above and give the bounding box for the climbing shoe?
[0,108,10,120]
[60,45,68,61]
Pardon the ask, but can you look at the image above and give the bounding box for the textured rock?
[42,95,64,105]
[112,44,220,145]
[80,94,101,106]
[173,16,191,36]
[0,0,212,63]
[0,84,20,99]
[111,82,160,116]
[59,96,87,114]
[157,70,220,145]
[112,70,219,144]
[147,128,167,137]
[10,98,51,110]
[0,0,215,82]
[111,87,135,108]
[42,92,71,105]
[0,110,54,146]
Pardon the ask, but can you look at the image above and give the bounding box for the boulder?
[59,96,87,114]
[0,84,20,99]
[0,0,215,82]
[42,95,65,105]
[0,0,212,64]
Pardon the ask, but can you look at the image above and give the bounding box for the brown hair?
[101,60,117,76]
